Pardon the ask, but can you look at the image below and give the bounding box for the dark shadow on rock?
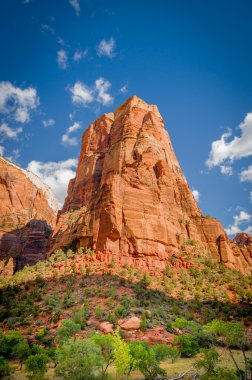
[0,219,53,273]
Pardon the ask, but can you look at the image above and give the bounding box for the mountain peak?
[48,99,252,274]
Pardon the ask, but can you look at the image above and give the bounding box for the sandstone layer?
[48,96,252,274]
[0,157,57,274]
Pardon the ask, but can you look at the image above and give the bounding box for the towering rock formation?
[48,96,252,274]
[0,157,58,273]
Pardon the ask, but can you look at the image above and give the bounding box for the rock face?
[48,96,252,274]
[0,157,57,274]
[234,233,252,247]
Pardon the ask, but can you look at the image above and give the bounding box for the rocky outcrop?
[48,96,252,274]
[0,157,57,274]
[233,233,252,247]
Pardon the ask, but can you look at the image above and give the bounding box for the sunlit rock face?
[48,96,252,274]
[0,157,57,274]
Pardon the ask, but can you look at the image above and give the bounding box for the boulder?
[120,317,141,331]
[99,322,114,334]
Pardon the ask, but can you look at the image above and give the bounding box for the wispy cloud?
[225,210,251,236]
[73,49,88,62]
[27,158,78,207]
[62,121,82,147]
[70,77,114,108]
[41,23,55,36]
[42,119,55,128]
[7,148,21,163]
[0,81,39,123]
[97,37,115,58]
[0,145,4,156]
[240,165,252,183]
[0,123,22,139]
[120,84,128,94]
[57,49,68,70]
[69,0,80,16]
[206,112,252,171]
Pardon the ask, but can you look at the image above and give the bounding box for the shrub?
[0,356,11,379]
[12,339,31,369]
[56,338,103,380]
[56,319,81,345]
[128,341,175,380]
[25,353,49,380]
[174,334,200,357]
[95,306,105,321]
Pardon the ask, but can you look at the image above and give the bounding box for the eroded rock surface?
[48,96,252,274]
[0,157,57,274]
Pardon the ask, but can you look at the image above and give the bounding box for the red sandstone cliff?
[48,96,252,274]
[0,157,58,274]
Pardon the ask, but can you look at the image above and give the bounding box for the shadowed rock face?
[48,96,252,274]
[0,157,57,274]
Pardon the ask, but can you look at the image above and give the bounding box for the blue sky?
[0,0,251,236]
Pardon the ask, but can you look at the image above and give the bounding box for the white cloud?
[240,165,252,183]
[225,210,252,236]
[42,119,55,127]
[206,112,252,169]
[70,81,94,106]
[120,84,128,94]
[69,0,80,15]
[192,189,200,202]
[27,158,77,207]
[7,149,20,163]
[220,165,233,176]
[0,146,4,156]
[95,78,113,105]
[62,121,81,147]
[97,37,115,58]
[67,121,81,134]
[250,191,252,204]
[73,49,88,62]
[57,49,68,70]
[0,123,22,139]
[70,78,114,107]
[0,81,39,123]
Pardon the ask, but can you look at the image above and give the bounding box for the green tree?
[56,319,81,345]
[128,341,173,380]
[25,353,49,380]
[194,348,220,379]
[12,339,31,369]
[91,334,115,379]
[0,356,11,379]
[0,331,24,358]
[174,334,200,357]
[113,332,135,379]
[206,320,248,379]
[56,337,103,380]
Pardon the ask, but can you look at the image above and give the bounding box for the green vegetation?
[0,247,251,378]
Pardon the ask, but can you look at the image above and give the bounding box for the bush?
[56,319,81,345]
[0,356,11,379]
[25,353,49,380]
[12,339,31,369]
[56,338,103,380]
[174,334,200,357]
[128,341,174,380]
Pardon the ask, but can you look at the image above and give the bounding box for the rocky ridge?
[0,157,58,274]
[48,96,252,274]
